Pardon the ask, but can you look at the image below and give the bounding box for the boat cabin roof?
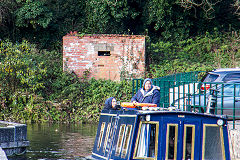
[101,109,227,120]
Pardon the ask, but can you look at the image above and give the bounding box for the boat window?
[133,121,159,159]
[103,123,111,152]
[121,125,133,158]
[97,122,106,150]
[183,125,195,160]
[165,124,178,160]
[115,124,126,156]
[202,124,225,160]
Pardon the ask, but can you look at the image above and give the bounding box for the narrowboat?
[91,104,231,160]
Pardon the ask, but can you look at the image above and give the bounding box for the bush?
[0,40,46,94]
[148,31,240,78]
[0,40,133,122]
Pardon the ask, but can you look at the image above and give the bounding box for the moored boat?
[0,121,29,157]
[91,104,230,160]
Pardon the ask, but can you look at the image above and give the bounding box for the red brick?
[63,34,146,81]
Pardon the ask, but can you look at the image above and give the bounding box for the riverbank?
[1,32,240,124]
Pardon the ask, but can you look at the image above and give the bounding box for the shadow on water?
[8,123,97,160]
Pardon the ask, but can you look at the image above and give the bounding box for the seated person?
[131,78,160,106]
[104,97,118,110]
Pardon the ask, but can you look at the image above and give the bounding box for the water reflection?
[12,123,97,160]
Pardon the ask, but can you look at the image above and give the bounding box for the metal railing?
[132,71,203,107]
[132,72,240,129]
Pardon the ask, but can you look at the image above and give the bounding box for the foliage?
[148,31,240,78]
[0,40,46,94]
[1,0,240,49]
[77,79,132,122]
[0,40,133,122]
[0,30,240,123]
[0,0,240,123]
[0,0,17,38]
[0,40,47,122]
[15,0,53,28]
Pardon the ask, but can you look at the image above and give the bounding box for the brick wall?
[63,34,146,81]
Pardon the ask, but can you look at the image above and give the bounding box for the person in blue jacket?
[104,97,118,110]
[131,78,160,106]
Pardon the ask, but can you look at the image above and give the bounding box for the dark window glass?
[204,74,219,82]
[223,73,240,82]
[204,126,224,160]
[98,51,110,56]
[149,124,156,157]
[167,126,177,159]
[184,126,194,160]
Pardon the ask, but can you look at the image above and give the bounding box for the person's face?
[144,81,152,91]
[112,98,117,108]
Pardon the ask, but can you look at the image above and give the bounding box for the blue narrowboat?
[91,106,231,160]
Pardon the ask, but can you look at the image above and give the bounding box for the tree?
[15,0,53,28]
[0,40,46,94]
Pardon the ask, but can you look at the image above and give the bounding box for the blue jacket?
[104,97,116,110]
[131,79,160,106]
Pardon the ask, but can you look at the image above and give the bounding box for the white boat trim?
[100,113,137,117]
[92,152,114,160]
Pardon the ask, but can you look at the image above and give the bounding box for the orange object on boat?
[121,102,157,108]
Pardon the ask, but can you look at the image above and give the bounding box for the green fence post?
[132,79,135,96]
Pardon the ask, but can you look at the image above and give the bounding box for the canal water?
[11,123,97,160]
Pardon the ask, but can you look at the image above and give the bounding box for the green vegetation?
[0,40,132,122]
[148,31,240,77]
[1,0,240,49]
[0,0,240,122]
